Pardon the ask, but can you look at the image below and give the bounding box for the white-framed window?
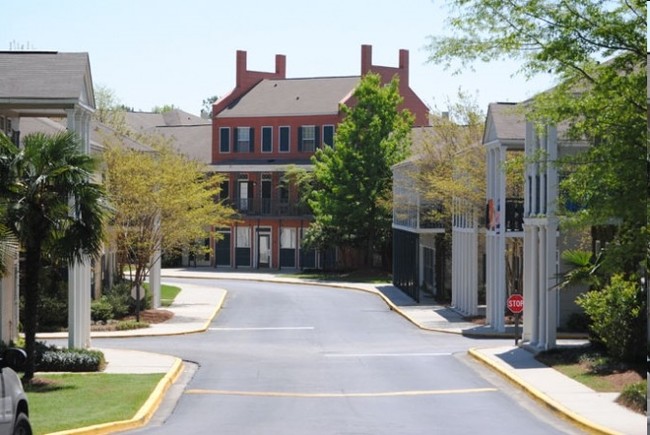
[300,125,316,152]
[261,126,273,153]
[323,125,335,147]
[280,228,296,249]
[219,127,230,153]
[279,126,290,152]
[236,127,251,153]
[236,226,251,248]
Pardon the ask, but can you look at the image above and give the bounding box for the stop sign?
[507,294,524,314]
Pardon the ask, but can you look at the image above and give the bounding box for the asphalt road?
[95,279,585,434]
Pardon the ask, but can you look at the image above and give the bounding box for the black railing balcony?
[485,198,524,232]
[232,198,312,217]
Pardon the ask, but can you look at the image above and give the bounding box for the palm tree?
[0,131,108,382]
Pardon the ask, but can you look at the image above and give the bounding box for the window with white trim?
[236,127,251,153]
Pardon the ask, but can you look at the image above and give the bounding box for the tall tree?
[202,95,219,118]
[414,92,485,225]
[426,0,646,278]
[307,73,413,268]
[103,134,234,304]
[0,131,108,381]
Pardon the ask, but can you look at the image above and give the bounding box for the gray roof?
[124,109,211,163]
[0,51,94,113]
[483,102,526,145]
[124,109,209,131]
[18,117,154,154]
[217,76,361,118]
[150,124,212,163]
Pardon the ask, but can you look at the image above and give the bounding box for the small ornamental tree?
[103,134,235,312]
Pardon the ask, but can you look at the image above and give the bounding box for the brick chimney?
[398,49,409,87]
[236,50,248,89]
[361,44,372,75]
[275,54,286,77]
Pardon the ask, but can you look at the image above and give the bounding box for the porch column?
[522,223,535,344]
[67,108,92,349]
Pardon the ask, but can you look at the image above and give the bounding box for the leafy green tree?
[94,84,128,128]
[102,134,235,308]
[0,135,18,278]
[0,131,108,382]
[202,95,219,118]
[427,0,646,356]
[307,73,413,268]
[414,92,485,225]
[151,104,177,114]
[427,0,646,276]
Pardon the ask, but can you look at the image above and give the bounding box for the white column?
[544,219,558,349]
[67,108,92,349]
[536,226,548,348]
[522,224,533,343]
[149,249,161,308]
[149,213,162,308]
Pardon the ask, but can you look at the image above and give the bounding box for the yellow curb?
[46,357,184,435]
[467,348,622,435]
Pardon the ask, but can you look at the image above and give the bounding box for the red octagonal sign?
[507,294,524,314]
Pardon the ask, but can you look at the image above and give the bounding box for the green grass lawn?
[26,373,163,434]
[142,283,181,307]
[160,284,181,307]
[279,269,392,284]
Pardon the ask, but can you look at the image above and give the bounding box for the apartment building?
[210,45,430,269]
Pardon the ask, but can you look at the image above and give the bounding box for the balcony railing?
[229,198,312,217]
[485,198,524,232]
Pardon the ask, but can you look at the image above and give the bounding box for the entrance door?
[258,234,271,268]
[215,233,231,267]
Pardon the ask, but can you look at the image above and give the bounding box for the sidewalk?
[42,268,646,435]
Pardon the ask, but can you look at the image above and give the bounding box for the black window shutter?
[315,126,320,149]
[324,126,334,147]
[233,128,238,153]
[249,127,255,153]
[220,128,230,152]
[298,127,303,152]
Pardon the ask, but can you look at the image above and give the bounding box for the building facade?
[210,45,430,269]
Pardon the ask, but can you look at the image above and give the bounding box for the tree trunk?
[22,238,42,383]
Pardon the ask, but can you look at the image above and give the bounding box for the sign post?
[506,294,524,345]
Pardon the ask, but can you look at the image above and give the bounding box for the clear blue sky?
[4,0,557,115]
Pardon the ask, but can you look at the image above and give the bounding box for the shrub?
[616,381,646,414]
[36,292,68,331]
[20,343,105,372]
[576,274,645,362]
[91,297,114,322]
[104,282,132,318]
[115,320,150,331]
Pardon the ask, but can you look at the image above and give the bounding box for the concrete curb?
[468,348,620,435]
[46,357,184,435]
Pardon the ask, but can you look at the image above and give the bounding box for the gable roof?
[0,51,95,116]
[216,76,361,118]
[482,102,526,146]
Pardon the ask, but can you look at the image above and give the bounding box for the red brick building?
[210,45,429,269]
